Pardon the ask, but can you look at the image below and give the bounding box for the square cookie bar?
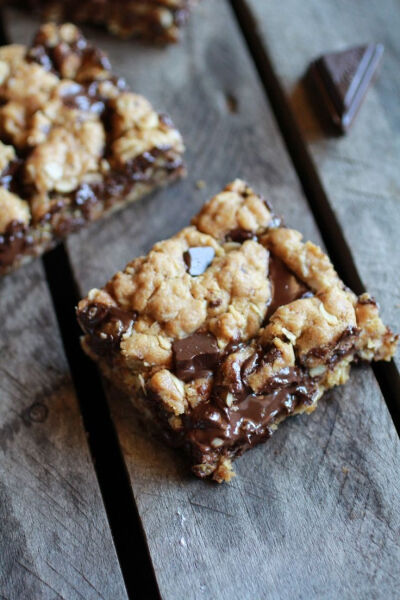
[0,23,184,275]
[13,1,194,43]
[77,180,398,482]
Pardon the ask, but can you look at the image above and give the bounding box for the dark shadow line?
[43,244,161,600]
[229,0,400,432]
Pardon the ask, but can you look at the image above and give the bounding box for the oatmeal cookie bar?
[0,23,184,275]
[12,1,195,43]
[77,180,398,482]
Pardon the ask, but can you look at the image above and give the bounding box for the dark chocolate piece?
[184,246,215,276]
[77,302,136,355]
[266,255,312,320]
[309,43,384,132]
[173,332,220,382]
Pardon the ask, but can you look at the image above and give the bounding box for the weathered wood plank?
[0,13,126,599]
[0,261,127,599]
[7,3,400,599]
[242,0,400,369]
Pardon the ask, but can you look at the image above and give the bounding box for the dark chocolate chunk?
[309,43,384,132]
[173,332,220,382]
[266,254,312,321]
[0,221,33,269]
[59,81,106,115]
[184,246,215,276]
[77,302,136,355]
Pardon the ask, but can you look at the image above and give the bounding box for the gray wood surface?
[243,0,400,368]
[6,3,400,599]
[0,262,127,599]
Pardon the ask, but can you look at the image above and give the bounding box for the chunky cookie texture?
[0,23,184,274]
[13,0,195,44]
[77,180,398,482]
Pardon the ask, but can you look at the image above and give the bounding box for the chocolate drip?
[186,373,316,462]
[0,221,33,269]
[266,255,312,321]
[173,333,220,382]
[77,302,136,355]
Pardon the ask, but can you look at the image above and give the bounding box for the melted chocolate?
[173,333,220,382]
[186,375,316,461]
[305,326,359,366]
[0,147,183,270]
[0,221,33,269]
[184,246,215,276]
[67,150,183,224]
[77,302,136,355]
[266,255,312,321]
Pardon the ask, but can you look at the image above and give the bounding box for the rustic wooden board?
[0,262,127,599]
[242,0,400,368]
[6,3,400,599]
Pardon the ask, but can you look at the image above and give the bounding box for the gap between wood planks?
[0,10,160,600]
[42,246,161,600]
[230,0,400,433]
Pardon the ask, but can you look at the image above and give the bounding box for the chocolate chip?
[173,332,220,381]
[184,246,215,276]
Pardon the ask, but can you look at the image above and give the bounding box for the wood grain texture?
[6,3,400,599]
[242,0,400,368]
[0,264,127,597]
